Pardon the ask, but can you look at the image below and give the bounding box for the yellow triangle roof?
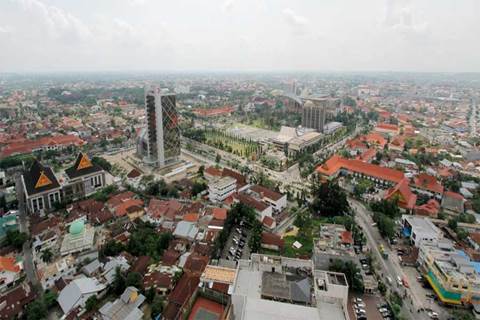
[35,171,52,189]
[77,154,93,170]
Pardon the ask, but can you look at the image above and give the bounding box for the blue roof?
[456,250,480,274]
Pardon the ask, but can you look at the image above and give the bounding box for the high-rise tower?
[144,86,181,167]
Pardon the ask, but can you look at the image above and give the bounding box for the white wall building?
[208,176,236,203]
[402,215,443,247]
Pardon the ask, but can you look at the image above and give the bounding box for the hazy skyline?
[0,0,479,73]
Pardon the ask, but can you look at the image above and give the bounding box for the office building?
[301,98,340,133]
[144,86,181,167]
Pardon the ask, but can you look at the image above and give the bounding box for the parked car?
[352,298,363,303]
[428,311,439,319]
[355,302,366,308]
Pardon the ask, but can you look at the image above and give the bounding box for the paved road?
[349,198,428,320]
[15,176,40,290]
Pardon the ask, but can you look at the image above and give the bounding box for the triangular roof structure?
[65,153,103,180]
[385,178,417,210]
[23,159,60,196]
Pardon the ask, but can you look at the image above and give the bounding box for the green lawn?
[282,235,313,258]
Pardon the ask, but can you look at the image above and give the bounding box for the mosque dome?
[69,219,85,235]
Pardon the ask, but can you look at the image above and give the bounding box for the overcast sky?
[0,0,479,73]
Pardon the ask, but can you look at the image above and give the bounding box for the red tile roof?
[414,199,440,217]
[1,134,84,158]
[204,167,223,177]
[261,232,284,249]
[375,123,399,132]
[192,106,235,117]
[384,178,417,209]
[413,173,444,194]
[147,199,183,220]
[262,216,275,228]
[340,231,353,244]
[212,208,227,220]
[0,256,21,273]
[114,199,144,217]
[250,185,283,201]
[444,191,464,201]
[317,154,405,183]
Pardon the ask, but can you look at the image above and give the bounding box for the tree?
[41,249,53,263]
[310,180,350,217]
[191,182,207,196]
[85,295,99,312]
[112,267,126,295]
[373,212,396,240]
[101,240,126,257]
[371,199,400,219]
[92,156,112,172]
[457,228,469,241]
[5,230,28,250]
[448,218,458,231]
[26,300,47,320]
[197,165,205,177]
[126,272,143,289]
[43,291,58,309]
[151,296,164,319]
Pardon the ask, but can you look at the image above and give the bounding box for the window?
[93,175,102,188]
[32,199,38,211]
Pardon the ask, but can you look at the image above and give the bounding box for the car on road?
[396,276,402,286]
[378,308,388,313]
[428,311,439,319]
[355,302,366,308]
[352,298,363,303]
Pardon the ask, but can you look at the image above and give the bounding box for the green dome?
[69,219,85,235]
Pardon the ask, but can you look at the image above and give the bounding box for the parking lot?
[221,222,251,263]
[348,293,387,320]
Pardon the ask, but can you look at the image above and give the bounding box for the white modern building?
[209,176,236,203]
[402,215,443,247]
[141,86,181,167]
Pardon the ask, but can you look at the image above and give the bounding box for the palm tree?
[41,249,53,263]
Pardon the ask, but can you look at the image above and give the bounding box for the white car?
[428,311,439,319]
[352,298,363,303]
[355,302,366,308]
[378,308,388,313]
[355,308,366,314]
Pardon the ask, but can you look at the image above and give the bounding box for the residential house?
[249,185,287,213]
[261,232,284,252]
[57,276,107,315]
[0,256,22,292]
[99,287,145,320]
[441,191,465,215]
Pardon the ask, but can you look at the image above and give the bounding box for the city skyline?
[0,0,479,73]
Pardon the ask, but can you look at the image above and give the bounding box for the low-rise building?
[60,219,95,256]
[38,255,76,290]
[0,256,22,292]
[57,276,107,315]
[99,286,145,320]
[313,224,357,270]
[401,215,443,247]
[417,239,480,306]
[209,176,236,203]
[317,154,405,187]
[250,185,287,213]
[230,254,349,320]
